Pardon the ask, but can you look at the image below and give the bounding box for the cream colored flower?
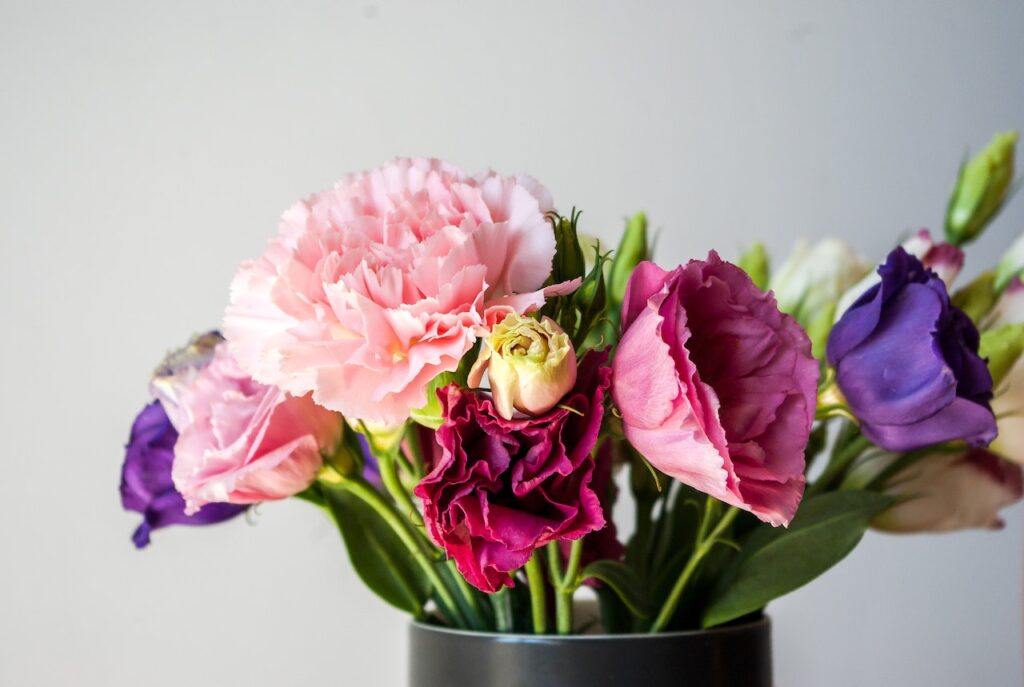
[468,313,576,420]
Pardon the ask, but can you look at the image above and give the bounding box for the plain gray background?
[2,1,1023,685]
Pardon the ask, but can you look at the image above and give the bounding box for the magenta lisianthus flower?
[224,158,574,426]
[414,351,612,593]
[172,346,344,513]
[612,255,818,526]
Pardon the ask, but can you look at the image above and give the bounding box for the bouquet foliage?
[122,133,1023,635]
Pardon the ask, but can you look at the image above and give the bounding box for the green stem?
[446,560,489,631]
[546,539,585,635]
[808,435,872,497]
[491,588,514,633]
[378,450,487,630]
[404,423,426,479]
[649,506,739,633]
[378,451,424,527]
[525,554,548,634]
[563,538,584,587]
[328,472,468,628]
[556,590,574,635]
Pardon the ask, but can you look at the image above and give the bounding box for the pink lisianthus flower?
[612,254,819,526]
[224,158,573,426]
[172,346,343,514]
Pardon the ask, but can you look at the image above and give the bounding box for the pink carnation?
[612,255,819,526]
[224,158,570,425]
[171,346,343,514]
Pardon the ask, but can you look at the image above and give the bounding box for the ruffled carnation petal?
[224,158,563,425]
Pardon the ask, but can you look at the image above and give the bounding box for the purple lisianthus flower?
[827,247,996,451]
[414,350,612,593]
[120,401,246,548]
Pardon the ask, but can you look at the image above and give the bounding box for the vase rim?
[410,614,769,642]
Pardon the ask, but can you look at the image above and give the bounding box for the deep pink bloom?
[224,158,572,425]
[612,255,818,526]
[415,351,612,592]
[172,346,343,513]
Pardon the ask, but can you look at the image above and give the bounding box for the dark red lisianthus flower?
[414,350,612,593]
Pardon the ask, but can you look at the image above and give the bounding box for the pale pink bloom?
[172,346,343,514]
[872,449,1023,532]
[224,158,571,425]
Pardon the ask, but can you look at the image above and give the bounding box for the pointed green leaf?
[701,491,892,628]
[321,482,430,615]
[581,560,651,618]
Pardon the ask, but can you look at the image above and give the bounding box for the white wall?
[2,2,1022,685]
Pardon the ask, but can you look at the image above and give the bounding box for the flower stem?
[404,423,426,479]
[649,504,739,633]
[377,452,487,630]
[491,588,514,632]
[544,540,583,634]
[525,553,548,634]
[807,434,872,497]
[378,450,424,527]
[330,471,468,628]
[445,560,489,631]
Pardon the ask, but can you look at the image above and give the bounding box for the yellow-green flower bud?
[945,131,1018,245]
[468,313,577,420]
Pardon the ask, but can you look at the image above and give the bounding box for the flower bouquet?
[121,134,1023,686]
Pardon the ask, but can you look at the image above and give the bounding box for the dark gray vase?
[408,616,772,687]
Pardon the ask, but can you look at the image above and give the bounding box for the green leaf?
[581,560,651,619]
[701,491,892,628]
[321,482,431,615]
[410,340,480,429]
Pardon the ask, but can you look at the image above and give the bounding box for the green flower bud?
[981,322,1024,387]
[738,242,770,291]
[609,212,649,305]
[945,131,1018,245]
[995,233,1024,293]
[951,270,997,323]
[805,301,837,360]
[552,211,586,282]
[324,423,365,476]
